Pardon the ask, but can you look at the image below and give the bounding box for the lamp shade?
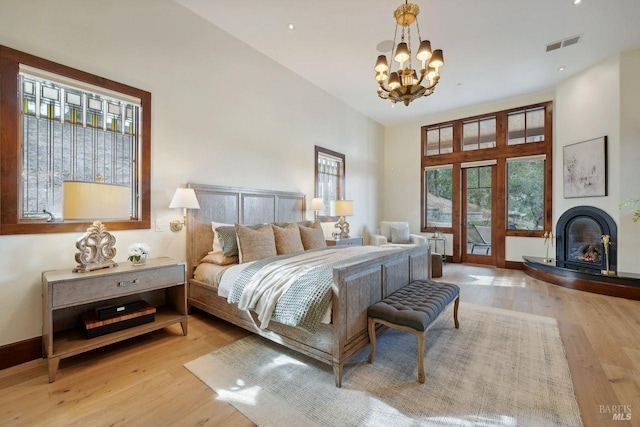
[63,181,130,220]
[332,200,354,217]
[169,188,200,210]
[310,198,326,211]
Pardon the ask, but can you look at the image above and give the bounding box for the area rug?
[185,303,583,426]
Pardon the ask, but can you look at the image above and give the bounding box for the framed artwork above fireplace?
[563,136,607,198]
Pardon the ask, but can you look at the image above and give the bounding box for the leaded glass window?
[315,146,345,217]
[19,69,140,220]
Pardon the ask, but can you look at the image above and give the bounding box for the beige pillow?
[298,221,327,250]
[235,224,277,263]
[200,251,239,266]
[272,223,305,255]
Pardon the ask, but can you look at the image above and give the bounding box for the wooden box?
[82,300,156,338]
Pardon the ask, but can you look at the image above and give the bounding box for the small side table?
[325,236,363,247]
[427,235,446,264]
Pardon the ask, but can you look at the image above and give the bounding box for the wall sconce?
[63,181,131,273]
[169,187,200,231]
[332,200,354,239]
[310,198,326,220]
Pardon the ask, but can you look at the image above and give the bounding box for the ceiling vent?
[546,34,582,52]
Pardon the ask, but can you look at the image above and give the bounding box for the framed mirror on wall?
[314,146,345,221]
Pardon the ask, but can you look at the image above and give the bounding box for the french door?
[461,165,496,264]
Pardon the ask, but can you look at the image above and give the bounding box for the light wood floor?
[1,263,639,426]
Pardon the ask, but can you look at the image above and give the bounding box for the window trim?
[0,45,151,235]
[420,101,553,265]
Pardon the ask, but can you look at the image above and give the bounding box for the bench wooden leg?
[367,317,377,363]
[333,362,343,388]
[453,296,460,329]
[416,331,426,383]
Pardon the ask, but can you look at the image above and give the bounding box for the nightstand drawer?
[51,264,184,309]
[325,237,363,247]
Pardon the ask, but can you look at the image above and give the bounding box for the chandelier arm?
[415,11,422,42]
[391,22,399,71]
[406,20,413,72]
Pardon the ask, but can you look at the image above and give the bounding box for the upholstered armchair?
[371,221,443,277]
[370,221,427,247]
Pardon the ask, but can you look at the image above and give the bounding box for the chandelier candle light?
[375,1,445,106]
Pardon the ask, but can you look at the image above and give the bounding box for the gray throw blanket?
[227,246,388,332]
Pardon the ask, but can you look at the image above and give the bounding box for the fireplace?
[556,206,617,273]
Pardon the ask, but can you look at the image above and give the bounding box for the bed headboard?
[185,183,306,276]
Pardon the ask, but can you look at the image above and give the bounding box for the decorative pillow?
[391,225,411,244]
[200,251,239,266]
[216,225,239,257]
[272,223,305,255]
[379,221,409,241]
[211,221,232,252]
[298,221,327,250]
[235,224,277,263]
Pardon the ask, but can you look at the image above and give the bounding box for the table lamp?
[169,187,200,231]
[332,200,354,239]
[63,181,131,273]
[310,198,326,220]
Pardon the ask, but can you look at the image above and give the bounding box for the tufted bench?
[367,280,460,383]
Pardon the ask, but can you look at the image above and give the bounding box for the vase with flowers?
[127,242,150,266]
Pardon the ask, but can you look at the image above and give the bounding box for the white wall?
[556,48,640,272]
[0,0,384,346]
[618,48,640,270]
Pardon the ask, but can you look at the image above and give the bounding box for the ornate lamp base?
[73,220,119,273]
[334,216,350,239]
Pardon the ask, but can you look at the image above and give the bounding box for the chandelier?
[374,1,445,106]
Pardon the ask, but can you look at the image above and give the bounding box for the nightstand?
[325,236,363,247]
[42,257,187,382]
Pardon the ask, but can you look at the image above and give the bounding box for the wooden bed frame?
[185,183,431,386]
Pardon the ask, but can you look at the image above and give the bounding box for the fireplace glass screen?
[566,217,602,264]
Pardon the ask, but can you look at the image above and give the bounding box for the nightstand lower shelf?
[52,307,186,358]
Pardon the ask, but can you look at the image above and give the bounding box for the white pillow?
[379,221,409,240]
[391,225,411,244]
[211,221,232,252]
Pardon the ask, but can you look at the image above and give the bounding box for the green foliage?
[507,160,544,230]
[426,169,452,199]
[620,198,640,222]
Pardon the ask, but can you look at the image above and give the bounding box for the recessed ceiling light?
[572,0,581,4]
[287,23,295,30]
[558,66,567,71]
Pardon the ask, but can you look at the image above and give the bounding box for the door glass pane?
[466,166,492,255]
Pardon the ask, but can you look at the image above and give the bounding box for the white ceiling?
[175,0,640,126]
